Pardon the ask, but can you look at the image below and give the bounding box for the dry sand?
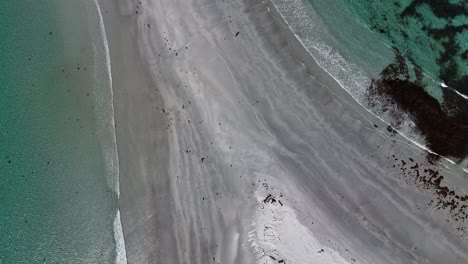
[99,0,468,263]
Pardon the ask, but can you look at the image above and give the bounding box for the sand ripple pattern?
[111,0,468,263]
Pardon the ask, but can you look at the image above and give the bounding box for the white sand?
[98,0,468,263]
[249,185,356,264]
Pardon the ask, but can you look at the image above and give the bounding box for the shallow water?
[0,1,118,262]
[341,0,468,96]
[304,0,467,99]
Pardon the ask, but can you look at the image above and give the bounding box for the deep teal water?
[0,1,117,263]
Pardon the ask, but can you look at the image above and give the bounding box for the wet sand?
[99,0,468,263]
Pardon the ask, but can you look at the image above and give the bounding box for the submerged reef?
[400,0,468,94]
[346,0,468,95]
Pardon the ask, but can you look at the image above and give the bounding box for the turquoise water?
[273,0,467,101]
[341,0,468,96]
[271,0,395,103]
[0,1,118,263]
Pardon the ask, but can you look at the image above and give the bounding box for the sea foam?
[90,0,127,262]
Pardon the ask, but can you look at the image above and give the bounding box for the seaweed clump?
[367,49,468,161]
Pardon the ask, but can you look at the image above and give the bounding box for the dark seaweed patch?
[395,157,468,227]
[401,0,466,20]
[367,50,468,161]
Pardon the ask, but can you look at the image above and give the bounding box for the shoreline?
[89,1,127,263]
[98,0,176,262]
[265,0,468,172]
[100,0,468,263]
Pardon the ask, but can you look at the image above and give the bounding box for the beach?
[98,0,468,263]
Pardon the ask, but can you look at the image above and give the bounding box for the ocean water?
[300,0,467,99]
[270,0,393,106]
[0,1,120,263]
[271,0,468,163]
[342,0,468,97]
